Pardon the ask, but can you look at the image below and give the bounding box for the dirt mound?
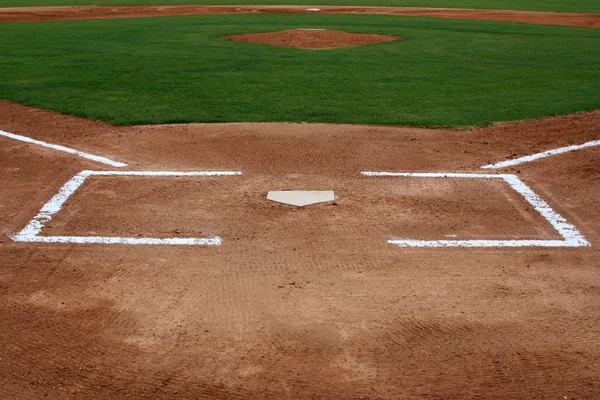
[223,29,402,49]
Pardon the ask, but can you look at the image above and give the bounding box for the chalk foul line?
[12,170,243,246]
[481,139,600,169]
[362,171,590,248]
[0,129,128,168]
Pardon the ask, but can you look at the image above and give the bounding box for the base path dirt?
[1,100,600,399]
[0,4,599,28]
[224,29,402,49]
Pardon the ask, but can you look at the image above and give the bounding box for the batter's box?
[11,170,242,246]
[362,172,590,248]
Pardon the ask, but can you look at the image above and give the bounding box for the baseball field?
[1,2,599,399]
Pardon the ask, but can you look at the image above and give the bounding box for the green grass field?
[1,14,599,127]
[1,0,599,13]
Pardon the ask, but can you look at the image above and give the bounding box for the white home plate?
[267,191,335,207]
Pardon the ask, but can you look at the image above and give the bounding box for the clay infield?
[0,4,599,28]
[1,97,600,398]
[1,2,600,399]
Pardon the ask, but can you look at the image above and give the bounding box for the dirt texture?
[0,5,599,28]
[1,100,600,399]
[224,29,401,49]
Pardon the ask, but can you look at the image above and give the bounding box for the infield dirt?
[1,100,600,399]
[0,4,599,28]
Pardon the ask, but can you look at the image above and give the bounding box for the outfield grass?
[1,14,599,127]
[1,0,600,13]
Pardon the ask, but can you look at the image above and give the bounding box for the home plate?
[267,191,335,207]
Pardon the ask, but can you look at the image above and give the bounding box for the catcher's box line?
[361,171,590,248]
[0,129,128,168]
[11,170,242,246]
[481,139,600,169]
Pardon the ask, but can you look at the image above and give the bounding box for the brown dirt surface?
[1,99,600,399]
[224,29,401,49]
[0,4,598,28]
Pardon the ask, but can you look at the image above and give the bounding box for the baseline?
[361,171,590,248]
[0,129,128,168]
[481,139,600,169]
[11,170,242,246]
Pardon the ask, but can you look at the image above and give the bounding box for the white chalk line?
[16,170,93,238]
[362,171,590,248]
[362,171,501,179]
[13,235,222,246]
[481,139,600,169]
[12,170,242,246]
[387,239,581,248]
[0,129,128,168]
[91,170,242,176]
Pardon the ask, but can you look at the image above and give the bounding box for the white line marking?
[12,170,242,246]
[12,235,222,246]
[91,170,242,176]
[481,139,600,169]
[502,174,588,246]
[361,171,590,248]
[387,239,581,248]
[16,170,93,238]
[0,129,128,167]
[362,171,502,179]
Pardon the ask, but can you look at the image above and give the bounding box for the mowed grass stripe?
[1,14,599,127]
[1,0,599,13]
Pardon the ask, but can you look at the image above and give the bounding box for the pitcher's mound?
[223,29,402,49]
